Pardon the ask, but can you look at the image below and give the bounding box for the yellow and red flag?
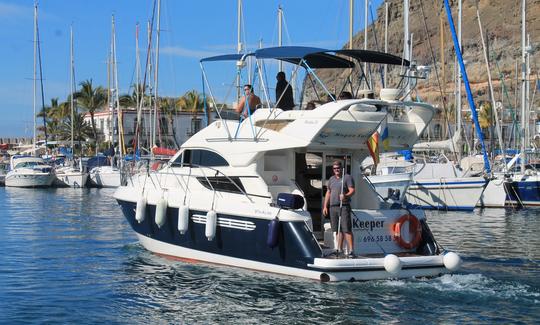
[366,131,380,165]
[366,116,389,164]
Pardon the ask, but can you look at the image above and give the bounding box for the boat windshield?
[16,161,41,168]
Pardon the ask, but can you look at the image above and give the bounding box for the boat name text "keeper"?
[353,218,385,231]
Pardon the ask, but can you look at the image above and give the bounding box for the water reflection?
[0,188,538,324]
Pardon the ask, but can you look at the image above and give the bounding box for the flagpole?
[337,158,346,254]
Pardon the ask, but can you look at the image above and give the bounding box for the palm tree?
[47,98,70,121]
[177,90,204,112]
[159,97,180,148]
[37,119,62,141]
[36,98,72,140]
[177,90,208,135]
[57,112,92,140]
[57,112,93,155]
[478,101,493,130]
[75,79,107,148]
[120,83,147,108]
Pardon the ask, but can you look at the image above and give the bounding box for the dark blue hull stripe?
[405,203,475,211]
[117,200,322,270]
[505,180,540,206]
[411,180,486,187]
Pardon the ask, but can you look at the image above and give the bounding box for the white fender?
[155,197,168,228]
[205,210,217,241]
[443,252,461,271]
[135,196,147,223]
[384,254,402,275]
[177,205,189,234]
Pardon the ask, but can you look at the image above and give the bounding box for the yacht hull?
[89,166,121,188]
[406,177,487,211]
[55,172,88,188]
[477,178,507,208]
[5,173,55,188]
[505,175,540,207]
[117,199,450,281]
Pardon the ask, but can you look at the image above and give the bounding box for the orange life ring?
[392,214,422,250]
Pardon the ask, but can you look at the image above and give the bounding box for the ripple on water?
[0,188,539,324]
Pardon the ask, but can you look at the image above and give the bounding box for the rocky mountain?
[306,0,540,110]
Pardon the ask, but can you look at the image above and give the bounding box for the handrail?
[166,162,255,203]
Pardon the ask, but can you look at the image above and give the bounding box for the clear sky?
[0,0,383,137]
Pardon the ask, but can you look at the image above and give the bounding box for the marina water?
[0,187,538,324]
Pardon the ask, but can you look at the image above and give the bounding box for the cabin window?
[171,149,228,167]
[196,176,245,194]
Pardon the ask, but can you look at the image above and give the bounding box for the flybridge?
[198,46,416,144]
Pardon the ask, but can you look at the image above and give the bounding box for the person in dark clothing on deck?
[275,71,295,110]
[322,160,356,257]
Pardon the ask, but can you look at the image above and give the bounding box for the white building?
[84,108,211,152]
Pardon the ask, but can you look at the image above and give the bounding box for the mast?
[456,0,462,148]
[153,0,161,151]
[520,0,526,173]
[70,25,75,154]
[476,5,505,170]
[349,0,354,50]
[109,15,115,165]
[403,0,410,99]
[440,15,445,106]
[278,5,283,71]
[147,20,153,150]
[384,1,388,86]
[526,34,531,155]
[33,3,37,152]
[36,5,48,150]
[364,0,369,88]
[443,0,491,173]
[236,0,243,100]
[135,23,142,154]
[111,15,124,159]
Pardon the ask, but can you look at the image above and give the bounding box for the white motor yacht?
[114,47,461,282]
[5,156,55,188]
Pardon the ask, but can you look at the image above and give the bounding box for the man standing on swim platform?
[323,159,356,256]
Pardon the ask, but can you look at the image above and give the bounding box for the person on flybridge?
[275,71,294,110]
[235,84,261,118]
[323,159,356,257]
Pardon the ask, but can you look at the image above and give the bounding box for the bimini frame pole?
[199,62,233,140]
[304,60,336,102]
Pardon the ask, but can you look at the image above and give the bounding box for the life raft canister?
[392,214,422,250]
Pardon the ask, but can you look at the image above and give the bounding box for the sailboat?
[88,15,123,188]
[55,25,88,188]
[504,0,540,207]
[387,0,488,211]
[5,3,55,188]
